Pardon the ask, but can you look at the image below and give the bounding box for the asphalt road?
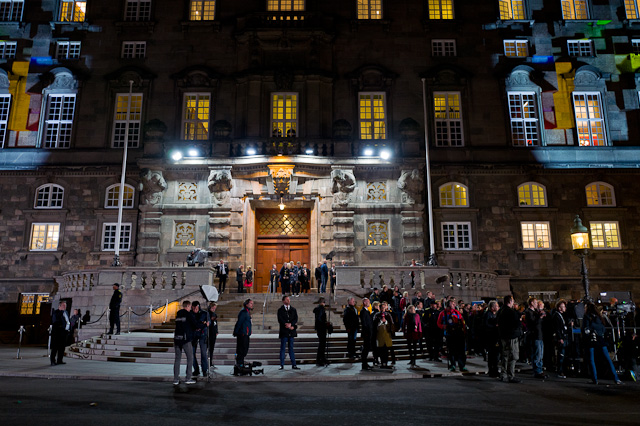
[2,376,639,426]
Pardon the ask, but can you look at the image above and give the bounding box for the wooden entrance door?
[255,209,310,293]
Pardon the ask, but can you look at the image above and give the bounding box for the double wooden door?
[255,209,310,293]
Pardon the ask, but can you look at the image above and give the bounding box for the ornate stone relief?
[207,168,233,207]
[331,168,356,206]
[139,169,167,205]
[366,182,387,202]
[177,182,198,202]
[268,164,294,195]
[397,169,423,205]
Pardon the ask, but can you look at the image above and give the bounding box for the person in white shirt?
[50,301,71,366]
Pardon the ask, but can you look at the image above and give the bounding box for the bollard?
[16,325,25,359]
[149,303,153,329]
[106,308,111,335]
[164,299,168,324]
[47,325,52,358]
[127,306,132,334]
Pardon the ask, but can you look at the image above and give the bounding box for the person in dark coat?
[50,301,70,366]
[269,264,279,294]
[173,300,197,385]
[320,260,329,293]
[343,297,359,359]
[107,283,122,335]
[277,296,299,369]
[402,305,423,367]
[483,300,501,377]
[233,299,253,366]
[191,301,210,377]
[313,297,329,366]
[280,262,291,295]
[300,263,311,294]
[525,297,547,379]
[236,265,244,294]
[207,302,218,369]
[498,295,523,383]
[314,263,322,293]
[360,298,374,370]
[582,302,621,385]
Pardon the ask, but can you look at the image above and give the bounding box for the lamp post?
[570,214,591,302]
[421,78,437,266]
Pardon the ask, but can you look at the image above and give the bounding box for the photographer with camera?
[187,248,212,267]
[582,302,622,385]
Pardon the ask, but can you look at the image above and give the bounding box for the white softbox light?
[199,285,219,302]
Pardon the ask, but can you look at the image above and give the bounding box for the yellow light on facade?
[570,215,590,250]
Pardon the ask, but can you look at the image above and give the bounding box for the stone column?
[136,169,168,266]
[330,167,356,264]
[398,168,426,265]
[207,167,233,266]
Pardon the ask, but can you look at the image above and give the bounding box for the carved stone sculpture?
[397,169,423,204]
[208,169,233,206]
[139,169,167,205]
[331,169,356,206]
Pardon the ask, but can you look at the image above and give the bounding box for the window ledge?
[180,20,221,32]
[350,19,391,32]
[362,246,394,252]
[558,19,599,27]
[512,207,557,212]
[115,20,156,34]
[516,249,562,256]
[50,21,100,33]
[439,250,482,256]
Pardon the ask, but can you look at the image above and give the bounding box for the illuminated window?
[272,92,298,138]
[567,40,593,56]
[43,94,76,149]
[105,184,135,208]
[174,222,196,247]
[60,1,86,22]
[632,39,640,53]
[442,222,471,250]
[0,94,10,148]
[517,182,546,207]
[504,40,528,57]
[625,0,639,19]
[19,293,51,315]
[0,41,16,58]
[573,92,606,146]
[35,184,64,209]
[432,39,456,56]
[121,41,146,59]
[267,0,305,11]
[112,93,142,148]
[125,0,151,21]
[561,0,588,20]
[521,221,551,249]
[434,92,463,146]
[499,0,525,20]
[357,0,382,19]
[30,223,60,251]
[508,92,539,146]
[428,0,454,19]
[439,182,468,207]
[102,223,132,251]
[367,220,389,246]
[190,0,215,20]
[182,93,210,140]
[585,182,615,206]
[0,1,24,21]
[590,221,620,249]
[358,92,386,140]
[56,41,81,59]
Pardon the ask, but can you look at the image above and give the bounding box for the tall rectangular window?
[359,92,386,140]
[561,0,588,20]
[190,0,215,20]
[573,92,606,146]
[508,92,539,146]
[625,0,639,19]
[442,222,471,250]
[0,0,23,21]
[434,92,463,146]
[590,221,620,249]
[428,0,454,19]
[272,93,298,138]
[521,221,551,249]
[182,93,211,140]
[102,223,132,251]
[30,223,60,251]
[19,293,51,315]
[0,94,10,148]
[60,1,86,22]
[112,93,142,148]
[56,41,81,59]
[357,0,382,19]
[267,0,305,11]
[125,0,151,21]
[432,39,456,56]
[504,40,528,57]
[567,40,593,56]
[121,41,146,59]
[499,0,525,20]
[0,41,17,59]
[43,94,76,149]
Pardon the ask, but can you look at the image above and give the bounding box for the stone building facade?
[1,1,640,326]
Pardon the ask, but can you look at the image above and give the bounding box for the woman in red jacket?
[402,305,423,366]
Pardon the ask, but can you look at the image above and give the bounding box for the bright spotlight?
[380,150,391,160]
[305,148,314,155]
[187,148,199,157]
[171,151,183,161]
[363,148,374,156]
[246,148,257,155]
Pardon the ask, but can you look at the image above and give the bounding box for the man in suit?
[233,299,253,366]
[343,297,359,359]
[216,260,228,293]
[320,260,329,293]
[360,298,374,370]
[269,264,279,294]
[313,297,329,366]
[314,263,322,293]
[50,301,70,366]
[107,283,122,335]
[277,296,300,370]
[236,265,244,294]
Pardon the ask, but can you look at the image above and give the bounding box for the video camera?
[187,248,212,267]
[233,361,264,376]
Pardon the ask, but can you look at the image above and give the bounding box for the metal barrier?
[16,326,25,359]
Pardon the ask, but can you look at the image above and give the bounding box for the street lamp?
[570,214,591,302]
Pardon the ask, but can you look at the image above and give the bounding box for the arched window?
[105,184,135,208]
[34,184,64,209]
[585,182,615,207]
[517,182,547,207]
[439,182,468,207]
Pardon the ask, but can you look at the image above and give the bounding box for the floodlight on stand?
[246,147,257,155]
[171,150,183,161]
[380,149,391,160]
[363,148,374,156]
[305,148,314,155]
[187,148,199,157]
[199,285,219,302]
